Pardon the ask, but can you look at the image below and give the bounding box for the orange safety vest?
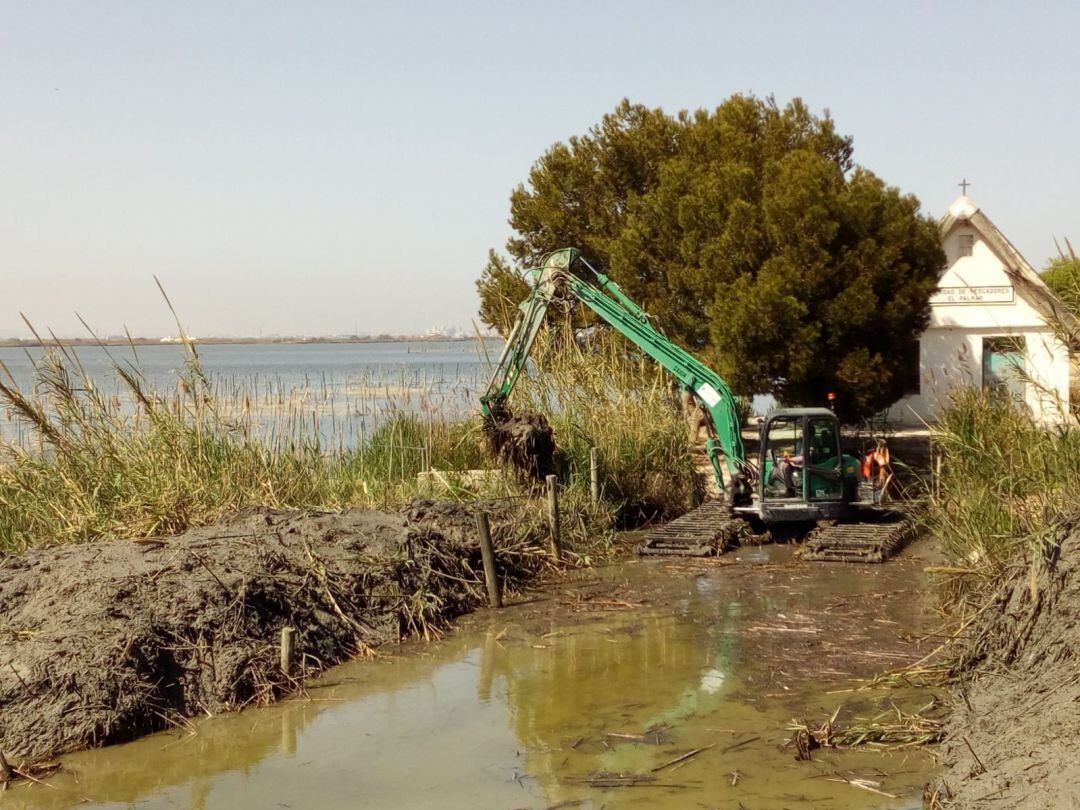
[861,445,891,480]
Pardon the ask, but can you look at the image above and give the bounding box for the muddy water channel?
[6,545,940,809]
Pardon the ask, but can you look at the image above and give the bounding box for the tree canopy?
[477,96,944,419]
[1042,252,1080,315]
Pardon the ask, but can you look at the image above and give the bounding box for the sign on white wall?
[931,286,1015,305]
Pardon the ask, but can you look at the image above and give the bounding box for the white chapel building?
[887,195,1074,425]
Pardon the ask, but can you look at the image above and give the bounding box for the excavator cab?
[750,408,860,524]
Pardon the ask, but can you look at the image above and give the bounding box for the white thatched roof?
[939,196,1078,337]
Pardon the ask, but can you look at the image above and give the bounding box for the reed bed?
[0,323,692,552]
[0,346,496,551]
[927,388,1080,598]
[0,356,487,452]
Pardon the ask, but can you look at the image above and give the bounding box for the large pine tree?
[478,96,944,419]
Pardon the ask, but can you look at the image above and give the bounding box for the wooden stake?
[589,447,600,505]
[280,626,295,676]
[546,474,562,560]
[934,451,942,502]
[475,511,502,608]
[0,750,13,784]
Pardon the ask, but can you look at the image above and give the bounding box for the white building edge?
[887,195,1075,426]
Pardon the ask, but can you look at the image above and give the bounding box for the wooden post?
[280,627,296,677]
[546,474,562,560]
[589,447,600,505]
[0,749,13,784]
[475,511,502,608]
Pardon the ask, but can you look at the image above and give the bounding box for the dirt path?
[0,500,544,768]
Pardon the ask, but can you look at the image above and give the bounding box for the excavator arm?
[481,248,752,505]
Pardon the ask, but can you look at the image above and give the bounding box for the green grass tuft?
[929,388,1078,592]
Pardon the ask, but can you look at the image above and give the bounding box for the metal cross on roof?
[959,178,971,195]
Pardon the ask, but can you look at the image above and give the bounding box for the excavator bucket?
[638,501,746,557]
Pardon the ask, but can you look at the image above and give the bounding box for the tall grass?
[0,325,694,553]
[513,324,698,523]
[0,345,493,551]
[929,388,1078,590]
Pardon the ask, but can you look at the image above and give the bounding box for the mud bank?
[933,517,1080,808]
[0,500,545,768]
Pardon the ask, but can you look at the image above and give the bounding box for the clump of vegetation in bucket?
[481,403,559,483]
[502,323,698,524]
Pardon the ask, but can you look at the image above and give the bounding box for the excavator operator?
[778,444,803,495]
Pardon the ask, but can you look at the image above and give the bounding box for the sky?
[2,1,1078,339]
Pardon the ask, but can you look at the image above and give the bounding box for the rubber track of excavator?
[638,501,745,557]
[799,519,915,563]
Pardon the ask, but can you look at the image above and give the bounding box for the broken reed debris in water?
[860,661,955,689]
[784,701,946,759]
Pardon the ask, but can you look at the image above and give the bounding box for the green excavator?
[480,248,911,562]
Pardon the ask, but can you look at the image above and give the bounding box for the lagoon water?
[0,338,775,447]
[0,340,501,446]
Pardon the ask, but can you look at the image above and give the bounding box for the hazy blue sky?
[2,1,1078,338]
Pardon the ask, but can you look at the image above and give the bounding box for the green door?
[805,416,843,501]
[982,337,1026,406]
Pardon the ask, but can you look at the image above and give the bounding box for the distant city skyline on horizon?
[1,323,494,343]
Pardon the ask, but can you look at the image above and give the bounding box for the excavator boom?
[482,248,914,562]
[481,248,750,504]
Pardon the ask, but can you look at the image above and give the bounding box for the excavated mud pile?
[933,515,1080,809]
[0,500,541,766]
[482,408,558,482]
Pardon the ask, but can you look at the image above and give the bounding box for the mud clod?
[0,501,543,766]
[482,405,558,482]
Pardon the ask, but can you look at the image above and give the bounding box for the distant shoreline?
[0,335,500,349]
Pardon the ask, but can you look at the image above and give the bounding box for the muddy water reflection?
[6,546,938,809]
